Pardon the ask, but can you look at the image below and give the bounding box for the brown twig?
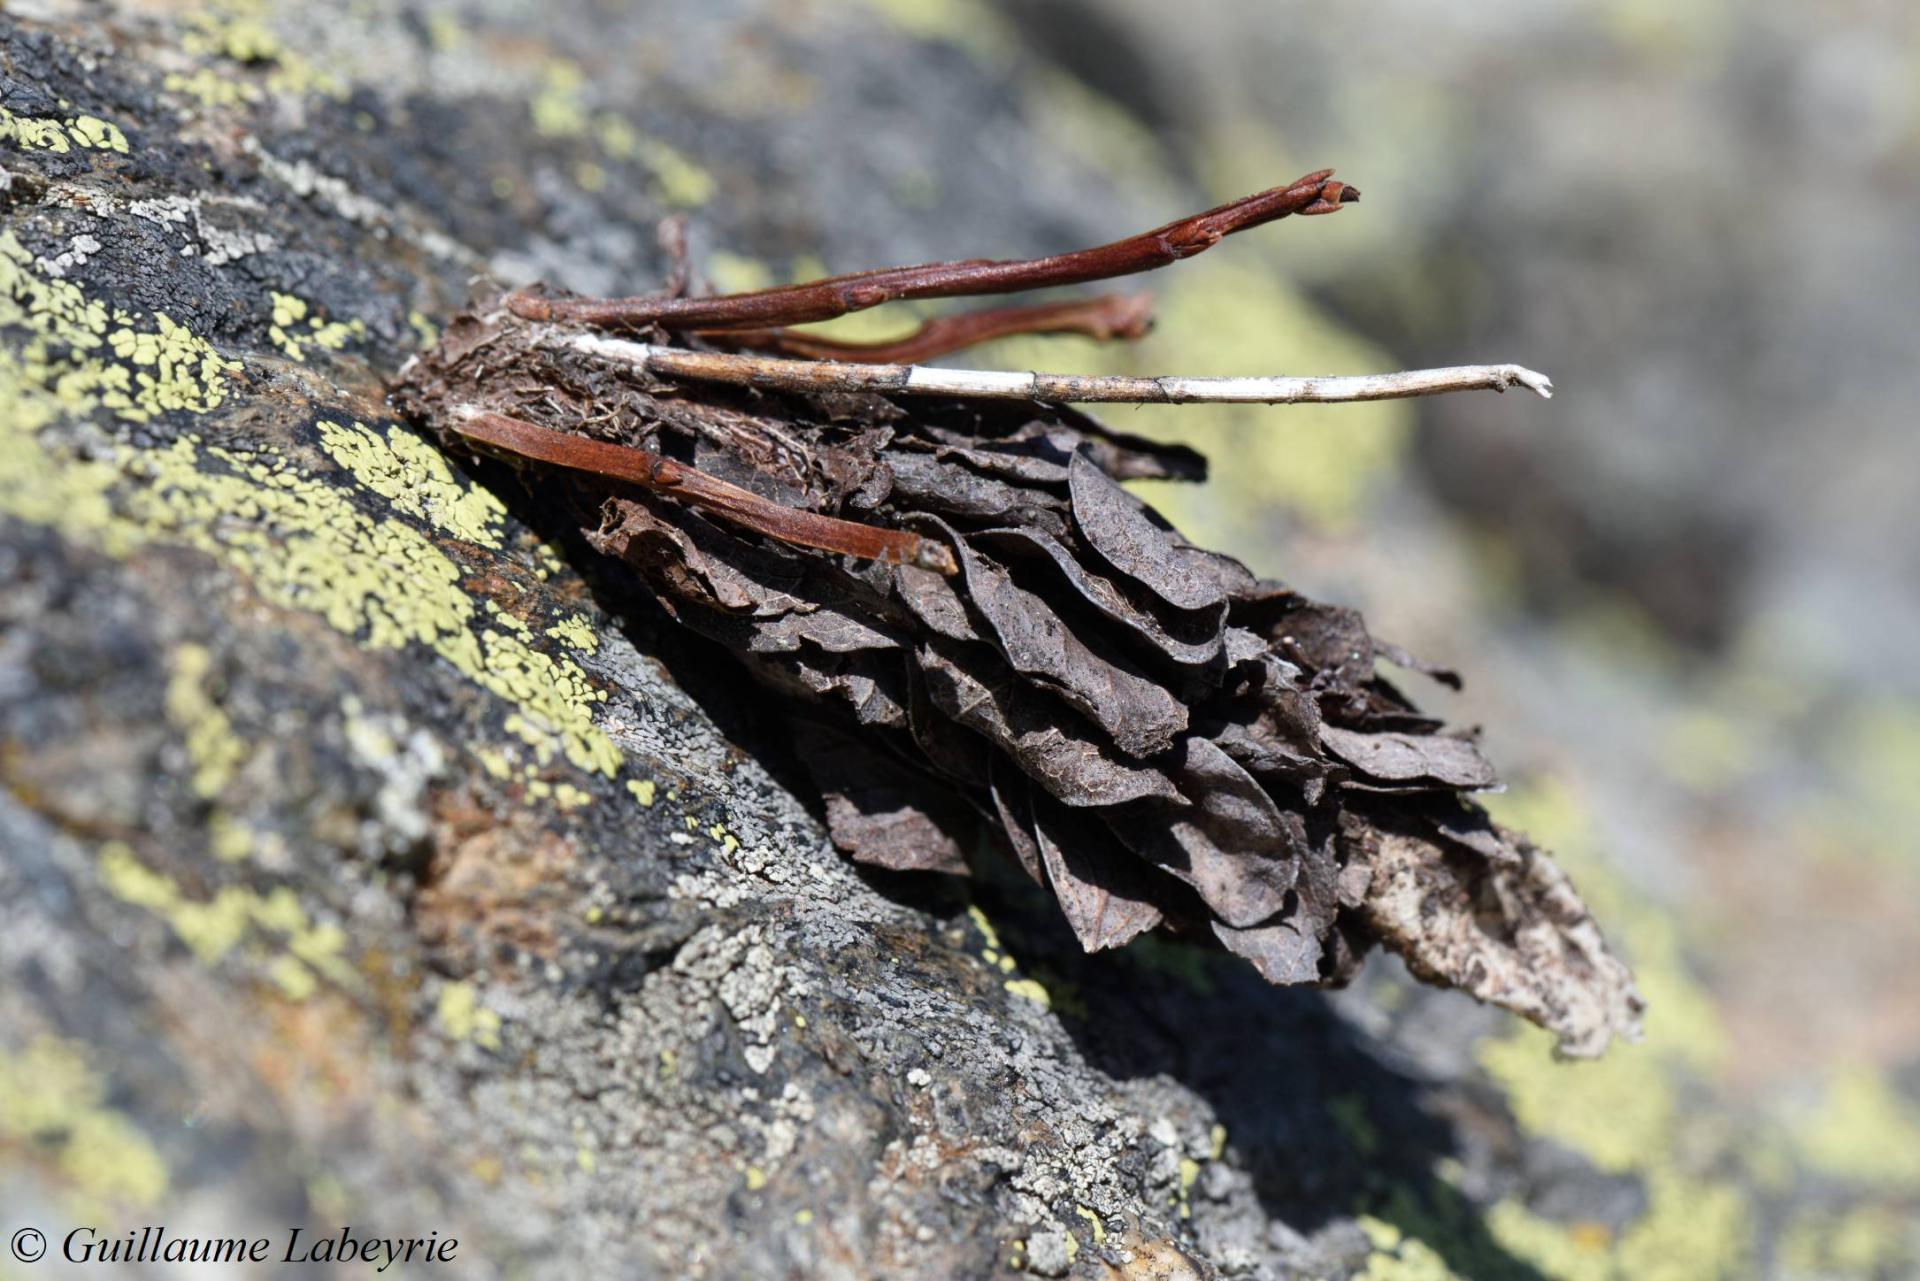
[697,293,1154,364]
[447,407,959,573]
[508,171,1356,332]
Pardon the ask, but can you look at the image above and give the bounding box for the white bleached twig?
[567,334,1552,405]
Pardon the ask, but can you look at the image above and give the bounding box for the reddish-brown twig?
[448,407,959,574]
[697,293,1154,365]
[508,171,1356,332]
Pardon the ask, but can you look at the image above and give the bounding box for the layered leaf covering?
[398,300,1643,1055]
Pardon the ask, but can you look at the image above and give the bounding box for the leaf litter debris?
[396,171,1642,1055]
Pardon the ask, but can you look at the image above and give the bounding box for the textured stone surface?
[0,5,1485,1276]
[5,3,1914,1280]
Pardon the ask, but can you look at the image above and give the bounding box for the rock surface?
[5,4,1905,1280]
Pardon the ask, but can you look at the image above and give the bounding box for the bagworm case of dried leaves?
[395,173,1643,1056]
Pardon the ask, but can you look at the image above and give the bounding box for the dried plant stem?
[570,335,1555,405]
[697,293,1154,365]
[448,407,959,573]
[508,170,1356,332]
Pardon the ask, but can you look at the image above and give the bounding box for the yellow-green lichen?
[963,907,1073,1013]
[632,135,715,207]
[70,115,130,153]
[627,778,657,807]
[435,981,503,1051]
[2,107,75,153]
[157,434,616,776]
[1484,1170,1750,1281]
[1777,1202,1915,1280]
[965,904,1003,952]
[180,2,348,101]
[706,251,778,296]
[317,419,507,549]
[339,695,401,763]
[485,598,535,638]
[1,107,130,155]
[530,62,591,138]
[1656,707,1761,794]
[853,0,1018,63]
[208,811,254,862]
[1471,780,1756,1280]
[0,1035,169,1212]
[97,842,357,995]
[1820,701,1920,869]
[547,613,600,653]
[164,643,246,798]
[1,231,241,432]
[1025,68,1170,207]
[267,292,365,361]
[591,108,717,204]
[1356,1215,1468,1281]
[423,10,465,51]
[1002,977,1051,1008]
[162,67,263,110]
[407,309,440,348]
[1173,1156,1201,1220]
[4,242,627,835]
[1608,1170,1750,1281]
[1479,1029,1675,1177]
[1790,1065,1920,1189]
[7,386,616,787]
[596,112,640,160]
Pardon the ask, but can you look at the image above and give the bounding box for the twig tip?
[1512,367,1554,399]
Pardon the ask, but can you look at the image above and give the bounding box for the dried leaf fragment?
[396,205,1637,1054]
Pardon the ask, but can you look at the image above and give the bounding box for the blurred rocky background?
[2,0,1915,1278]
[975,0,1920,1274]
